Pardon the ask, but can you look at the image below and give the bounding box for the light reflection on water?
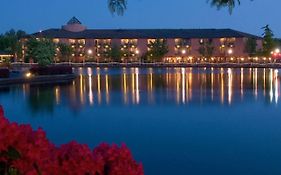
[1,67,281,175]
[44,67,281,107]
[2,67,280,112]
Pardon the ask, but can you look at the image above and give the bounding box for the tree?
[146,39,169,62]
[25,38,56,66]
[198,39,214,59]
[108,0,251,15]
[58,43,73,62]
[262,25,275,57]
[109,45,122,62]
[244,38,257,56]
[210,0,242,13]
[108,0,127,15]
[0,29,26,60]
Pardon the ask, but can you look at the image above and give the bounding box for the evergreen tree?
[262,25,275,57]
[198,39,214,59]
[146,39,169,62]
[110,45,122,62]
[244,38,257,56]
[58,43,73,62]
[0,29,26,60]
[26,38,56,66]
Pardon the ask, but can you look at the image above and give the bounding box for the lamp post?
[227,48,233,62]
[87,49,93,63]
[271,48,281,63]
[181,49,186,63]
[135,49,140,63]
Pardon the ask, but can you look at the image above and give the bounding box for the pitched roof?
[67,17,82,25]
[32,28,262,39]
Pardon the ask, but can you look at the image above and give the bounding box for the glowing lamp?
[228,49,233,55]
[25,72,32,78]
[87,49,93,55]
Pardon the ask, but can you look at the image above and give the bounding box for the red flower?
[0,105,144,175]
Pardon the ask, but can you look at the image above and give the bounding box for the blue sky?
[1,0,280,37]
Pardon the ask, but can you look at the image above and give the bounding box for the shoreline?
[10,62,281,69]
[0,74,77,87]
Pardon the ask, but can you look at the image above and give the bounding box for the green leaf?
[8,167,19,175]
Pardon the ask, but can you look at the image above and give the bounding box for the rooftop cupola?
[62,17,87,32]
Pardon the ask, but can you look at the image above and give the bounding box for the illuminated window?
[122,39,129,44]
[69,39,75,44]
[53,38,60,43]
[148,39,156,44]
[78,39,85,45]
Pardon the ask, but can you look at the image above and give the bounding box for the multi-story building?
[30,17,263,63]
[0,50,13,63]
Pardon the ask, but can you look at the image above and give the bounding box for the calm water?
[1,67,281,175]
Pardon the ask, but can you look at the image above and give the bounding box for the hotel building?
[30,17,263,63]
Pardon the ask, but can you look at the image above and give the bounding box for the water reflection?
[1,68,280,113]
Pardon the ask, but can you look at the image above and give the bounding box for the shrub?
[0,68,9,78]
[0,106,144,175]
[30,65,73,75]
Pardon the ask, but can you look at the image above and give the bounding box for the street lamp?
[227,48,233,62]
[87,49,93,63]
[271,48,281,63]
[87,49,93,55]
[228,48,233,55]
[181,49,186,63]
[181,49,186,54]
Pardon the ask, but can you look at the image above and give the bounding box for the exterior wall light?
[228,49,233,55]
[181,49,186,54]
[87,49,93,55]
[25,72,32,78]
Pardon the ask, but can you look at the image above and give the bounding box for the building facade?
[0,51,13,63]
[30,17,263,63]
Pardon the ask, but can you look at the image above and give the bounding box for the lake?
[1,67,281,175]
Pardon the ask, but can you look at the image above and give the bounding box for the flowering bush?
[0,106,143,175]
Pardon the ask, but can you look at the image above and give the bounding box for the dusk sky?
[1,0,281,37]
